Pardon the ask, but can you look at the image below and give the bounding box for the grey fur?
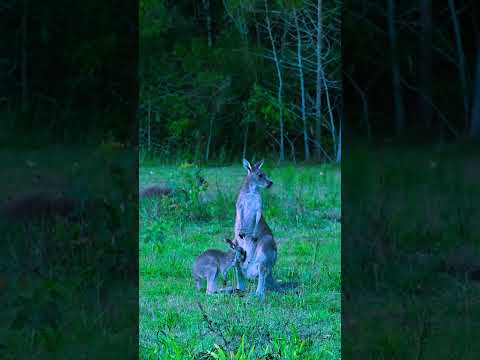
[233,159,278,298]
[192,239,245,294]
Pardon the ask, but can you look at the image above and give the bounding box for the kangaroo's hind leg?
[216,271,234,294]
[255,264,268,299]
[235,265,247,292]
[205,268,218,294]
[194,276,202,291]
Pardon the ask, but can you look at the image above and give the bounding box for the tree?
[293,7,310,161]
[448,0,469,132]
[21,0,28,114]
[418,0,432,130]
[470,48,480,139]
[264,0,285,161]
[315,0,323,159]
[387,0,405,135]
[136,0,341,162]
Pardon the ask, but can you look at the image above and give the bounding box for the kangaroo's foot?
[253,281,266,299]
[232,288,247,297]
[255,293,265,300]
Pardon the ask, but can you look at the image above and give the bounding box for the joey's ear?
[243,159,252,173]
[254,159,264,170]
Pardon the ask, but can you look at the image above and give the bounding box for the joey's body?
[192,240,245,294]
[233,159,278,298]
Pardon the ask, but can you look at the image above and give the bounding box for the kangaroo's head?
[225,238,246,263]
[242,159,273,189]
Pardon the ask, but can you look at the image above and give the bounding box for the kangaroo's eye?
[259,174,264,178]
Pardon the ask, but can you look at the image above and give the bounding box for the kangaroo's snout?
[266,180,273,188]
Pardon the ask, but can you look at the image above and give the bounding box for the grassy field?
[139,162,341,359]
[1,145,138,359]
[343,143,480,359]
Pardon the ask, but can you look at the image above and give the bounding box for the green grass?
[343,143,480,359]
[0,144,138,359]
[139,162,341,359]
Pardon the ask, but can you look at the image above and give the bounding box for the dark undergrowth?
[343,142,480,359]
[0,144,138,359]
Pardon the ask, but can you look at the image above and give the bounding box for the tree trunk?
[205,112,215,162]
[265,0,284,161]
[21,0,28,114]
[346,72,370,139]
[255,18,261,48]
[285,135,296,163]
[419,0,433,131]
[322,70,336,158]
[470,48,480,139]
[315,0,323,160]
[202,0,212,48]
[294,9,310,161]
[205,77,230,161]
[448,0,469,132]
[387,0,406,135]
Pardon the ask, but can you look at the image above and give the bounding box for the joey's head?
[236,232,258,256]
[242,159,273,190]
[225,238,246,263]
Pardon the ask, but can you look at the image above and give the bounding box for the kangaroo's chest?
[236,194,261,228]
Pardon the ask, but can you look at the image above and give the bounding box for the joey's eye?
[259,174,264,178]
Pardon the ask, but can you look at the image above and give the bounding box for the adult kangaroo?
[233,159,279,298]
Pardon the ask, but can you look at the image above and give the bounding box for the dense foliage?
[140,0,341,162]
[0,0,137,145]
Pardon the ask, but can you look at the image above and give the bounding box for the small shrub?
[178,165,210,221]
[143,222,165,245]
[146,330,192,360]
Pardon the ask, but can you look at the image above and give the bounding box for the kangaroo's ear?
[254,159,264,170]
[243,159,252,173]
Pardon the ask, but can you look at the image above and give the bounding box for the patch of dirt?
[0,191,77,222]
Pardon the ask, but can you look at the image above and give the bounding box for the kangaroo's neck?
[240,176,260,196]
